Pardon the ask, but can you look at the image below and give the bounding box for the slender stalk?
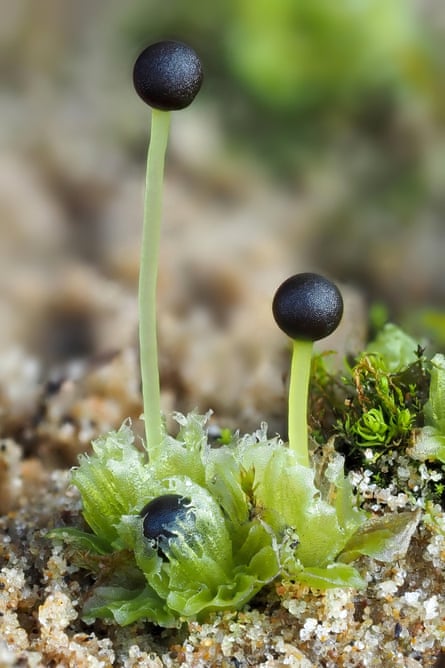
[288,339,313,466]
[139,108,171,457]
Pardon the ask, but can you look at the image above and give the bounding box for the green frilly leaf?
[83,583,178,628]
[48,527,113,555]
[411,426,445,464]
[293,563,366,590]
[423,353,445,431]
[239,441,365,568]
[71,422,150,548]
[339,510,421,563]
[411,353,445,462]
[365,323,420,372]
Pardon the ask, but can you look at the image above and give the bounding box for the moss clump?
[310,324,445,506]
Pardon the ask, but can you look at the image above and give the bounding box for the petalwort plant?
[51,41,420,627]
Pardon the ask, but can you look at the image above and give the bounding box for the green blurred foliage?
[404,309,445,350]
[226,0,428,112]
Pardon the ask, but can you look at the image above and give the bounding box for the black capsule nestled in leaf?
[133,41,203,111]
[141,494,192,548]
[272,272,343,341]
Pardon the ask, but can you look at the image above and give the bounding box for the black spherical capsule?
[272,272,343,342]
[133,41,203,111]
[141,494,192,547]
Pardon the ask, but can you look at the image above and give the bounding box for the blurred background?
[1,0,445,436]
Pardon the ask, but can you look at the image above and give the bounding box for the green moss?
[311,324,444,505]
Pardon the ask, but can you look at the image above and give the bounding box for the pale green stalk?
[288,339,313,466]
[139,108,171,457]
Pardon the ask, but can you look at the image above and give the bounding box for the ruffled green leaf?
[71,422,151,547]
[293,563,366,590]
[83,583,178,627]
[150,412,209,486]
[241,442,364,568]
[48,527,113,555]
[365,323,420,372]
[323,450,365,535]
[205,446,250,525]
[411,354,445,463]
[423,354,445,432]
[339,510,421,563]
[411,426,445,464]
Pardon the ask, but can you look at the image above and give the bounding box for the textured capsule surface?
[141,494,191,544]
[272,272,343,341]
[133,41,203,110]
